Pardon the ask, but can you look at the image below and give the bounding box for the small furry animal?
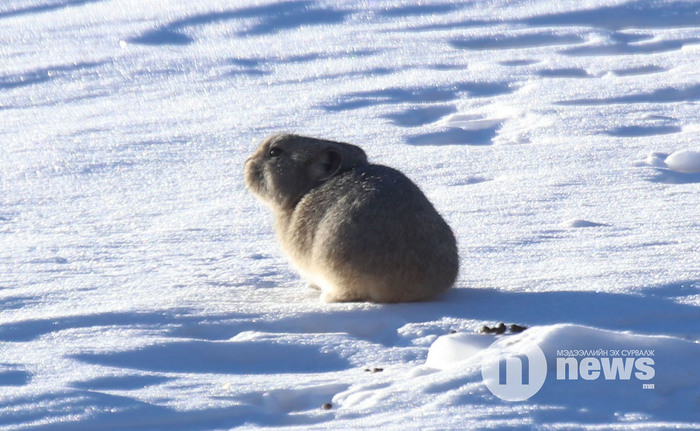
[244,134,458,303]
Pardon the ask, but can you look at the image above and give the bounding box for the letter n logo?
[499,354,529,385]
[482,339,547,401]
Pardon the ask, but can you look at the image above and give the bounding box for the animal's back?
[300,164,458,302]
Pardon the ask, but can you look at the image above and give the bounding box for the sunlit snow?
[1,0,698,429]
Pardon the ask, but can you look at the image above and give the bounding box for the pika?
[244,134,458,303]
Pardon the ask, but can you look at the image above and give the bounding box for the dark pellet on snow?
[510,324,528,333]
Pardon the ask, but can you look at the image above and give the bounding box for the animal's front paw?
[320,290,363,303]
[320,291,340,303]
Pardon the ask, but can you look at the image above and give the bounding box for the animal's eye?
[269,147,283,158]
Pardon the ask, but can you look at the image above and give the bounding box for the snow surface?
[665,150,700,173]
[1,0,699,429]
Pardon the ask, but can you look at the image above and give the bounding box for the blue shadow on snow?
[128,1,348,46]
[0,0,104,20]
[0,62,103,91]
[406,126,500,146]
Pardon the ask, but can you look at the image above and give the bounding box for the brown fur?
[244,134,458,303]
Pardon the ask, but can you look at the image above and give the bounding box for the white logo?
[481,338,547,401]
[555,349,655,386]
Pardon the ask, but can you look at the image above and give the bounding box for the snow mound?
[438,113,505,131]
[645,152,669,168]
[564,219,609,228]
[642,150,700,183]
[665,150,700,174]
[425,332,494,369]
[335,325,700,426]
[425,324,699,376]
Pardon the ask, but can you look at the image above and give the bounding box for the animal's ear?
[309,148,342,182]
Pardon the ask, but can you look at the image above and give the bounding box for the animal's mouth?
[244,159,267,197]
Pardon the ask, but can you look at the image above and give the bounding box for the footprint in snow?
[406,113,505,146]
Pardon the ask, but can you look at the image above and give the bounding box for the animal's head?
[244,133,368,210]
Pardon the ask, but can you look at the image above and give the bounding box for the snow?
[417,325,700,422]
[665,150,700,173]
[641,150,700,183]
[1,0,698,429]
